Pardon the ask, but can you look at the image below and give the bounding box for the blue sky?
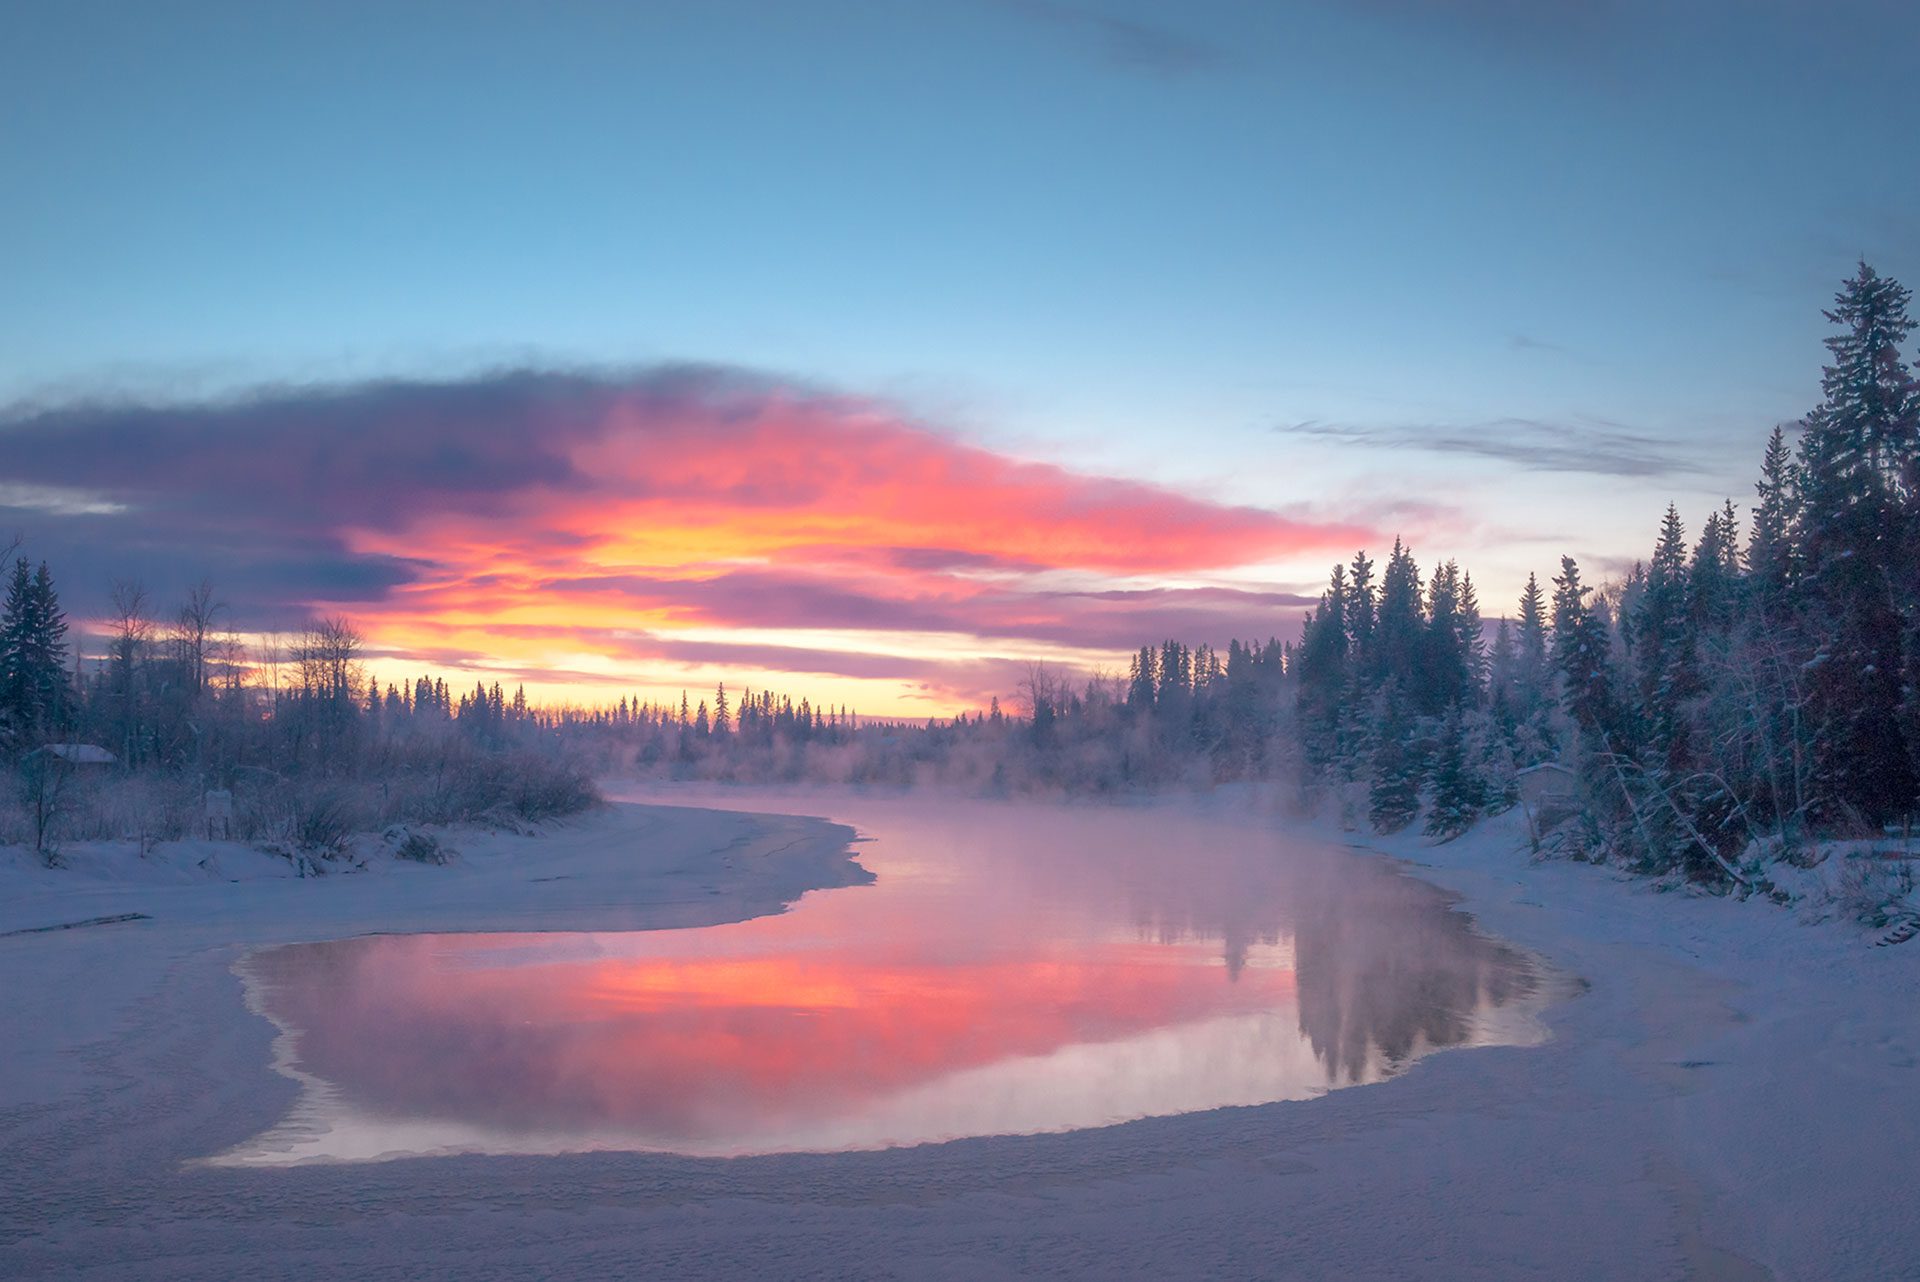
[3,1,1917,706]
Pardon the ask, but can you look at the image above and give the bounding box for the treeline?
[1294,262,1920,883]
[587,639,1297,792]
[0,573,597,858]
[1294,544,1517,840]
[8,266,1914,884]
[618,263,1920,894]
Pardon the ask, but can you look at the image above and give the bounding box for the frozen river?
[221,795,1550,1163]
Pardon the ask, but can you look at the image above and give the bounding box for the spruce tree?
[1632,505,1697,766]
[1296,565,1351,773]
[1421,561,1469,715]
[1746,423,1797,603]
[1127,645,1158,711]
[1487,616,1518,725]
[0,560,31,745]
[1688,501,1741,631]
[31,563,69,727]
[1425,703,1483,839]
[1457,571,1486,697]
[1367,683,1421,833]
[1346,549,1376,659]
[1792,263,1919,820]
[1516,573,1549,676]
[1503,575,1556,766]
[1551,557,1624,752]
[0,559,70,748]
[1371,538,1425,690]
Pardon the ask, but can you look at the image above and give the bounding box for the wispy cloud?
[1274,415,1704,479]
[0,482,128,517]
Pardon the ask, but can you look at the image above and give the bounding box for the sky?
[4,0,1919,714]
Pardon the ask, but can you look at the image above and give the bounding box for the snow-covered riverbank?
[1,790,1914,1280]
[0,802,870,1114]
[1344,805,1919,1281]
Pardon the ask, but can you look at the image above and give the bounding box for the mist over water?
[222,798,1549,1164]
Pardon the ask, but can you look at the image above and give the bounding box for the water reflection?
[220,800,1548,1164]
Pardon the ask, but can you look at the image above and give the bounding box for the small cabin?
[1515,762,1576,807]
[1515,763,1578,841]
[29,743,117,767]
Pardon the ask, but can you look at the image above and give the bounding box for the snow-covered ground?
[1,788,1915,1280]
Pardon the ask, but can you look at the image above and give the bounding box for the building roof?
[33,743,117,765]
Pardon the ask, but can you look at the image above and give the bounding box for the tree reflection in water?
[227,801,1547,1162]
[1115,833,1536,1082]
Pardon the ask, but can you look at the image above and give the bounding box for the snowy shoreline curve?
[1,790,1915,1280]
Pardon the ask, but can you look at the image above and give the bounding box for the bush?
[0,727,600,861]
[498,752,598,820]
[391,828,451,864]
[289,789,356,854]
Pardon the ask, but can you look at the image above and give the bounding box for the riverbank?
[1,789,1914,1279]
[0,801,869,1117]
[1344,803,1919,1280]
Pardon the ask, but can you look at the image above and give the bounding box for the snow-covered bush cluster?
[0,588,597,862]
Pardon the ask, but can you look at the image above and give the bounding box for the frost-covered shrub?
[391,828,451,864]
[65,773,201,844]
[363,742,597,826]
[297,791,355,853]
[1834,855,1916,928]
[497,753,597,820]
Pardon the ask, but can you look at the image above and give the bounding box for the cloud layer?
[2,367,1361,710]
[1276,416,1705,480]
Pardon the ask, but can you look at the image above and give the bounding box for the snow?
[1,787,1916,1279]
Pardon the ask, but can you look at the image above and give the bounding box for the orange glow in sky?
[317,384,1368,712]
[11,372,1372,713]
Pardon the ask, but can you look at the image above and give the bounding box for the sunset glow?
[6,372,1365,712]
[7,2,1916,1273]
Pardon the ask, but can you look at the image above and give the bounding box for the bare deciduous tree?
[259,632,285,709]
[107,579,153,767]
[294,616,363,705]
[171,579,225,696]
